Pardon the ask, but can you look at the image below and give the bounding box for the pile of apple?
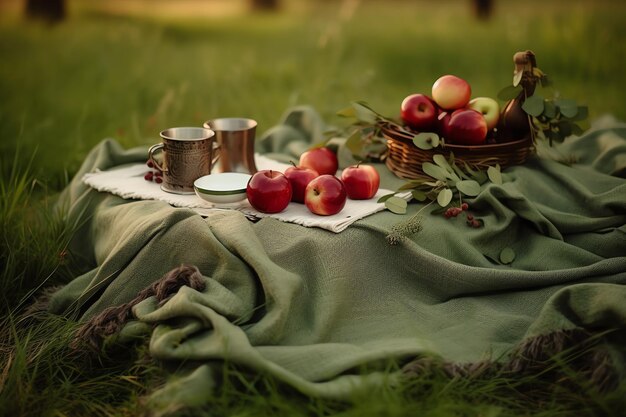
[246,148,380,215]
[400,75,500,145]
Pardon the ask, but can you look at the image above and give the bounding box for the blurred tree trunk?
[250,0,279,11]
[25,0,66,22]
[472,0,493,20]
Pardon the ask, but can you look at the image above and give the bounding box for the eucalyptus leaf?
[336,106,356,118]
[558,120,573,137]
[487,165,503,185]
[543,101,557,119]
[398,180,424,191]
[499,247,516,264]
[377,193,395,203]
[452,161,470,180]
[456,180,481,197]
[433,154,451,171]
[497,84,523,101]
[411,189,427,202]
[469,170,487,184]
[422,162,449,182]
[385,196,408,214]
[413,132,440,150]
[463,162,488,184]
[437,188,453,207]
[352,102,378,124]
[426,190,439,201]
[556,99,578,118]
[513,70,523,87]
[345,130,363,155]
[310,138,331,149]
[522,95,545,117]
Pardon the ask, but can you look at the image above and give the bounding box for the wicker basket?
[379,120,535,180]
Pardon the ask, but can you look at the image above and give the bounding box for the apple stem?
[289,160,297,168]
[356,161,362,168]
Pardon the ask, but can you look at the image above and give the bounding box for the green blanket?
[48,107,626,411]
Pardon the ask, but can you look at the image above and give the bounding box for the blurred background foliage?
[0,0,625,187]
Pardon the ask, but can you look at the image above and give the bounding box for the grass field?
[1,0,625,415]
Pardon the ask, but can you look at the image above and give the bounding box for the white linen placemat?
[82,155,394,233]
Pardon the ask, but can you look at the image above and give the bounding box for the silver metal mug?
[148,127,218,194]
[203,118,257,174]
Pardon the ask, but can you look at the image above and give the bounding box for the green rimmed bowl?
[194,172,251,205]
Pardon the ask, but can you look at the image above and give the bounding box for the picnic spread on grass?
[43,53,626,412]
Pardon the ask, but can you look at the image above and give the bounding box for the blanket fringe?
[504,328,620,392]
[20,285,66,319]
[403,328,620,393]
[72,264,206,351]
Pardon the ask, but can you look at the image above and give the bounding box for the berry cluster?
[443,202,482,228]
[465,213,482,228]
[144,160,163,184]
[444,202,469,218]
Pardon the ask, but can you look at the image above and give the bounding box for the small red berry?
[155,176,163,184]
[144,172,154,181]
[147,160,154,168]
[472,219,481,228]
[466,214,474,221]
[461,203,469,211]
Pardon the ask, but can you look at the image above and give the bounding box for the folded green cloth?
[48,106,626,410]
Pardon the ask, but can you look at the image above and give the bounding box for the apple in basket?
[341,163,380,200]
[446,108,488,145]
[299,147,339,176]
[468,97,500,130]
[436,107,452,139]
[284,162,319,203]
[246,170,292,213]
[304,175,347,216]
[431,75,472,110]
[400,93,437,131]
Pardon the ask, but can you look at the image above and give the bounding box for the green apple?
[468,97,500,130]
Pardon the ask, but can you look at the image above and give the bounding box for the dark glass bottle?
[496,51,539,142]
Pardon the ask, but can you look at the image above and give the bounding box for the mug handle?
[211,140,221,167]
[148,143,167,172]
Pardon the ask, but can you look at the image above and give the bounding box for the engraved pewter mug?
[203,118,257,174]
[148,127,218,194]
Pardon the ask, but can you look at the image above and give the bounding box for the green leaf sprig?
[379,153,502,213]
[379,153,505,243]
[335,101,391,162]
[498,68,588,146]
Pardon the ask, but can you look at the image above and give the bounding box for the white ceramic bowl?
[194,172,251,205]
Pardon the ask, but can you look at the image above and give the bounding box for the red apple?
[400,93,437,131]
[436,107,452,139]
[246,170,292,213]
[284,162,319,203]
[340,163,380,200]
[446,109,488,145]
[431,75,472,110]
[468,97,500,130]
[304,175,347,216]
[299,147,338,176]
